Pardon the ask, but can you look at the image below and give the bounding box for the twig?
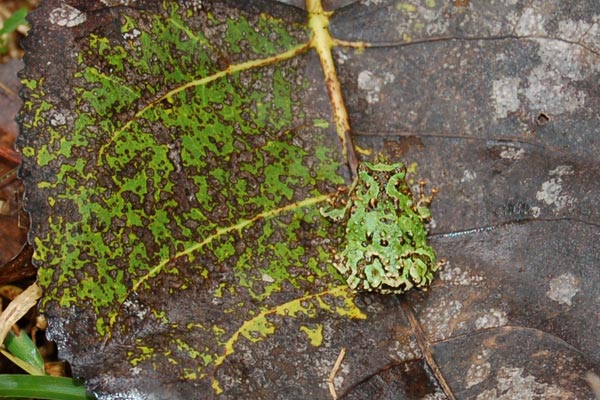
[328,347,346,400]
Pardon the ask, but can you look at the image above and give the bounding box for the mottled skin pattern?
[321,156,439,294]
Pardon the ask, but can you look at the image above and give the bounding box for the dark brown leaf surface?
[18,0,600,398]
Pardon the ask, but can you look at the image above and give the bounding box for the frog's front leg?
[320,178,358,221]
[414,179,438,221]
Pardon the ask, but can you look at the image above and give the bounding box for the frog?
[320,156,440,294]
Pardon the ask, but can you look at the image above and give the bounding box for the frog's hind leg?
[417,180,438,206]
[433,257,447,273]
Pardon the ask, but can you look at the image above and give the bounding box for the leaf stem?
[307,0,358,178]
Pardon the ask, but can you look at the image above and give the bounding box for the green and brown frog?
[321,156,441,294]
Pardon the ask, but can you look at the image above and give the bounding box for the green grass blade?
[0,350,43,376]
[0,375,95,400]
[0,8,28,36]
[3,331,45,375]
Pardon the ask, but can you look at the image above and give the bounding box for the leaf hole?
[536,112,550,125]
